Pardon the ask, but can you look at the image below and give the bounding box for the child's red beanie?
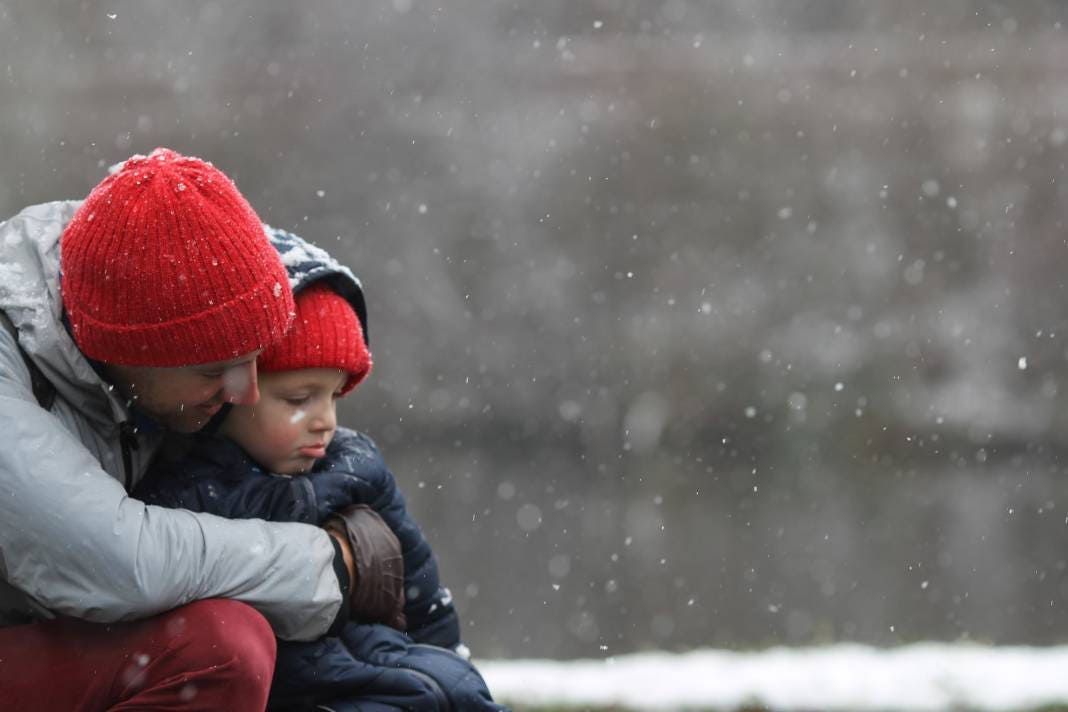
[257,281,372,395]
[60,148,295,367]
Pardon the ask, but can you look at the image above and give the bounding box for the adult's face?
[105,352,261,433]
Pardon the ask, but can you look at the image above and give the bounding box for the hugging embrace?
[0,148,506,711]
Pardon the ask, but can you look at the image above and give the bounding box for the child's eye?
[285,396,309,406]
[199,371,224,379]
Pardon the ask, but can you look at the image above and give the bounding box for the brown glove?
[324,504,406,630]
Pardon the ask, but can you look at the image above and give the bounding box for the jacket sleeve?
[271,631,449,711]
[0,329,343,641]
[311,429,463,648]
[339,622,509,711]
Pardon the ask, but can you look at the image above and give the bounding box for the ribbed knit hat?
[60,147,295,367]
[257,281,372,395]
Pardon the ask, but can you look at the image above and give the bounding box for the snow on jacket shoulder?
[0,200,348,640]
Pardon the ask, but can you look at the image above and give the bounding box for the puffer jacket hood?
[0,201,128,432]
[271,225,368,345]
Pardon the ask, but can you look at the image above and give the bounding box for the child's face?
[219,367,348,475]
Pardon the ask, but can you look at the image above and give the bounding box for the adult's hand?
[326,528,356,595]
[325,505,406,630]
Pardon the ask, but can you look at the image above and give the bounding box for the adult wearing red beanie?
[0,149,359,710]
[62,148,295,369]
[60,147,295,432]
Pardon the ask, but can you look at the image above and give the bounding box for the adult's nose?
[223,361,260,405]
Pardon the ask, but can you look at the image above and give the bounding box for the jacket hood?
[0,200,125,428]
[269,226,369,345]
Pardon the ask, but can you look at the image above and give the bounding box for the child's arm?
[134,435,323,525]
[308,428,463,649]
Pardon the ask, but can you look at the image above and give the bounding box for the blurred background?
[4,0,1068,662]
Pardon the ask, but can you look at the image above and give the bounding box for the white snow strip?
[479,643,1068,711]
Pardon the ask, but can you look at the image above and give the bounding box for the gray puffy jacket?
[0,200,345,640]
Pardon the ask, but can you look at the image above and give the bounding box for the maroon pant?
[0,599,277,711]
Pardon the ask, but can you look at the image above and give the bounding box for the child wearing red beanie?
[135,279,506,710]
[219,281,373,477]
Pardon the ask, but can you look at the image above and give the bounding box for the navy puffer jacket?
[137,428,461,646]
[136,429,504,710]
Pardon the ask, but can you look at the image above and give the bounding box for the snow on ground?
[479,643,1068,710]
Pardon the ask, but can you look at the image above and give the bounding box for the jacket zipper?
[119,421,139,491]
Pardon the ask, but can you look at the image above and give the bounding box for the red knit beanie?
[257,281,372,395]
[60,147,295,367]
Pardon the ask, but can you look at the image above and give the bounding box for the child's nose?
[311,406,336,432]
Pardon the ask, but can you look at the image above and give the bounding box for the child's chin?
[276,458,315,476]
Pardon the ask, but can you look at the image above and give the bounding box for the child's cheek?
[265,412,302,450]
